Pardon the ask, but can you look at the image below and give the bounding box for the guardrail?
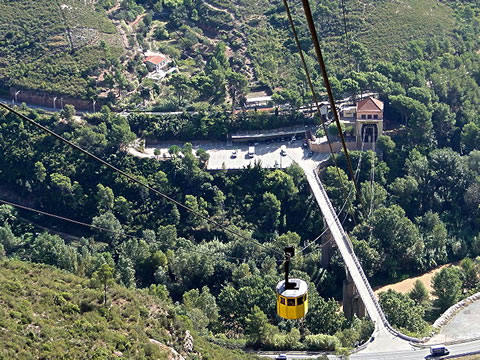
[311,169,422,343]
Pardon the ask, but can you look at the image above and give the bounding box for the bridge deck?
[303,168,386,328]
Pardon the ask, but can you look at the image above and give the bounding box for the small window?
[297,296,303,305]
[367,114,372,119]
[361,114,366,119]
[287,299,295,306]
[280,297,285,305]
[304,294,307,301]
[373,114,378,119]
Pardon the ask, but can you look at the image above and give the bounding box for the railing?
[311,169,421,342]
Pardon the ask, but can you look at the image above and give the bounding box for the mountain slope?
[0,259,257,359]
[0,0,123,98]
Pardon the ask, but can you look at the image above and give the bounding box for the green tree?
[432,266,463,311]
[244,305,275,348]
[460,258,479,290]
[96,184,114,213]
[92,263,114,305]
[31,233,77,271]
[408,280,429,305]
[117,255,136,288]
[379,289,427,333]
[61,104,76,122]
[461,122,480,153]
[0,225,19,254]
[91,212,123,245]
[432,103,456,147]
[258,192,281,233]
[34,161,46,183]
[227,71,248,111]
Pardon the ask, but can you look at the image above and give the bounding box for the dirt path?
[373,263,455,297]
[202,0,235,20]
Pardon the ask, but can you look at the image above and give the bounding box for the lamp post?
[320,103,328,120]
[53,96,57,110]
[92,99,96,113]
[14,90,21,104]
[60,97,63,109]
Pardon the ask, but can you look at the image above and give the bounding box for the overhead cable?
[0,102,277,255]
[299,0,364,209]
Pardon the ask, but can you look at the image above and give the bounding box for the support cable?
[340,0,354,75]
[299,0,364,209]
[0,198,278,265]
[281,0,349,200]
[0,102,278,256]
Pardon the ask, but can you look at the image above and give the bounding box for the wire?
[339,0,354,76]
[299,0,364,210]
[281,0,349,198]
[0,198,271,264]
[0,102,279,256]
[368,143,376,217]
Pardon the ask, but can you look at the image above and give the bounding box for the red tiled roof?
[357,97,384,112]
[144,55,166,65]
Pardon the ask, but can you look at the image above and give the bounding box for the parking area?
[206,140,328,170]
[133,138,329,171]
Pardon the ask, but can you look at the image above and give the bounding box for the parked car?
[231,150,237,158]
[308,151,314,157]
[275,354,287,360]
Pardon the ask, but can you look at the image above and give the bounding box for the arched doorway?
[361,124,378,142]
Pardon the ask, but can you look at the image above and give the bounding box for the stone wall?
[9,88,106,111]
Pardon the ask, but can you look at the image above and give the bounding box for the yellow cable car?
[276,247,308,320]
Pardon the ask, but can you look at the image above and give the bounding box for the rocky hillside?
[0,0,123,98]
[0,259,258,359]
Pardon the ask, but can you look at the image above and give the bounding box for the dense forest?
[2,0,480,356]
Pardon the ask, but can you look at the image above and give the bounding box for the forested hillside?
[0,258,258,359]
[0,105,373,352]
[2,0,480,354]
[0,0,123,97]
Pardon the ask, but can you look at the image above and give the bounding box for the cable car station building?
[308,96,384,153]
[355,97,384,148]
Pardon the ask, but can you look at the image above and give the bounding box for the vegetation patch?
[0,0,123,98]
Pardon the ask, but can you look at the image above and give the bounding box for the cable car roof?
[276,278,308,297]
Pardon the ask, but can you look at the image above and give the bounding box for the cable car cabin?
[276,278,308,320]
[276,246,308,320]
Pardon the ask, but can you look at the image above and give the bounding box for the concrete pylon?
[320,228,335,268]
[343,270,366,320]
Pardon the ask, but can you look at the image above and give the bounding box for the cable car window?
[304,294,307,301]
[297,296,303,305]
[287,299,295,306]
[280,297,285,305]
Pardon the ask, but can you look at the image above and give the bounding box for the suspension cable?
[0,198,279,264]
[281,0,349,198]
[299,0,364,210]
[0,102,279,256]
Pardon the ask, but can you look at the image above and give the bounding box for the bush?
[305,334,341,351]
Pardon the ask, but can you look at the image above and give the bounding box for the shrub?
[305,334,341,351]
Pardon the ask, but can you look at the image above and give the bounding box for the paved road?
[432,301,480,343]
[351,339,480,359]
[258,339,480,359]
